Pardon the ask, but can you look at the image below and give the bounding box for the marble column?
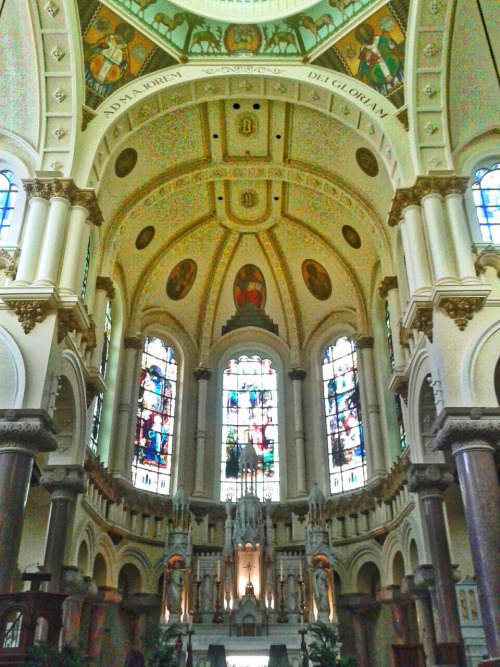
[356,337,386,479]
[377,585,411,645]
[288,368,307,496]
[407,464,462,646]
[115,336,144,477]
[87,587,122,661]
[14,195,49,285]
[421,193,456,282]
[34,197,71,286]
[121,593,161,652]
[405,573,438,666]
[400,205,432,295]
[193,367,212,497]
[338,593,378,667]
[89,277,115,373]
[431,410,500,659]
[0,410,57,594]
[444,193,477,280]
[39,465,87,593]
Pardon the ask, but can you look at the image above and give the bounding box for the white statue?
[167,562,184,615]
[312,562,330,614]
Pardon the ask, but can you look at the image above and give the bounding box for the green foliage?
[25,642,87,667]
[142,620,182,667]
[307,621,356,667]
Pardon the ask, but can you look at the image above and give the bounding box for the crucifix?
[243,561,255,595]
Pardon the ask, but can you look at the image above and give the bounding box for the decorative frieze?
[23,178,103,226]
[9,299,50,333]
[437,296,485,331]
[375,453,411,504]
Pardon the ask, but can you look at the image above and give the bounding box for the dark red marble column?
[87,587,122,661]
[0,410,56,594]
[40,465,87,593]
[121,593,162,651]
[431,409,500,660]
[377,585,411,645]
[407,464,463,646]
[339,593,378,667]
[405,572,438,666]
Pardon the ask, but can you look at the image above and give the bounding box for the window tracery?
[323,337,366,494]
[133,337,177,494]
[90,301,112,452]
[221,354,279,501]
[472,163,500,243]
[0,170,18,245]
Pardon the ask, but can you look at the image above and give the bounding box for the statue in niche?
[166,561,184,615]
[312,562,330,614]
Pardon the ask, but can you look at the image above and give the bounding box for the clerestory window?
[0,170,18,245]
[472,163,500,243]
[90,301,112,453]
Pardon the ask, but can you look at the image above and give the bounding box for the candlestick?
[277,578,288,623]
[212,579,223,623]
[193,579,201,623]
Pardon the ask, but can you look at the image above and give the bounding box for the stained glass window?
[90,301,112,453]
[0,170,18,244]
[81,240,90,301]
[221,354,279,501]
[385,301,407,451]
[472,163,500,242]
[324,337,366,494]
[133,338,177,494]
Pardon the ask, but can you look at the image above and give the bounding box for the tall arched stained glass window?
[323,337,366,494]
[221,354,279,501]
[472,163,500,242]
[385,301,406,451]
[81,240,90,301]
[134,338,177,495]
[90,301,112,452]
[0,170,18,244]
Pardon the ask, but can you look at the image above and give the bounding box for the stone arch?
[93,532,117,585]
[71,519,98,569]
[381,531,405,586]
[400,517,423,575]
[116,546,153,592]
[0,325,25,409]
[92,553,108,587]
[331,552,348,594]
[347,543,383,594]
[463,319,500,407]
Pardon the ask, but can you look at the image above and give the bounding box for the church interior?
[0,0,499,665]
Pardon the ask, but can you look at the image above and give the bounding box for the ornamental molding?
[406,463,454,496]
[437,296,485,331]
[194,367,213,382]
[356,336,374,350]
[374,454,411,505]
[387,176,469,227]
[430,408,500,451]
[378,276,398,298]
[9,299,50,333]
[0,249,16,277]
[0,411,57,453]
[81,317,97,352]
[288,368,307,382]
[23,179,103,226]
[40,465,87,496]
[95,276,115,300]
[411,306,433,342]
[58,308,82,343]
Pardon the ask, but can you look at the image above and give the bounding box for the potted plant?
[25,642,88,667]
[142,621,183,667]
[308,621,357,667]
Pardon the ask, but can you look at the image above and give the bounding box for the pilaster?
[288,368,307,496]
[193,366,213,497]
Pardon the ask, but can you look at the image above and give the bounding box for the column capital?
[121,593,161,613]
[0,410,57,455]
[95,276,115,300]
[407,463,454,496]
[355,336,374,350]
[338,593,378,614]
[124,335,145,351]
[401,574,430,600]
[23,178,103,226]
[378,276,398,298]
[194,367,212,382]
[40,464,87,498]
[376,584,408,605]
[431,407,500,451]
[288,367,306,381]
[92,586,123,606]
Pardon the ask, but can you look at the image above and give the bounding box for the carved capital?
[194,367,213,382]
[8,300,50,333]
[95,276,115,300]
[0,249,16,278]
[338,593,378,614]
[58,308,82,343]
[73,190,103,227]
[82,106,97,132]
[23,178,75,202]
[0,411,57,454]
[474,245,500,276]
[392,377,408,404]
[85,381,100,408]
[40,464,87,497]
[431,407,500,451]
[124,336,144,351]
[411,307,433,342]
[378,276,398,298]
[407,464,454,496]
[82,317,97,351]
[387,189,420,227]
[399,324,411,349]
[356,336,374,350]
[438,296,485,331]
[288,368,306,381]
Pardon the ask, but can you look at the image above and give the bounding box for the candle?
[197,560,200,581]
[280,560,283,581]
[217,560,220,581]
[299,560,303,580]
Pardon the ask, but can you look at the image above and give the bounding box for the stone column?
[39,465,87,593]
[288,368,307,496]
[379,276,405,372]
[407,464,462,646]
[59,206,91,294]
[421,193,455,282]
[444,192,477,280]
[377,585,411,645]
[400,205,432,295]
[121,593,161,652]
[405,573,438,666]
[0,410,57,594]
[89,277,115,372]
[34,197,71,286]
[356,337,386,479]
[14,195,49,285]
[87,587,122,661]
[339,593,378,667]
[431,410,500,660]
[193,367,212,497]
[114,336,144,477]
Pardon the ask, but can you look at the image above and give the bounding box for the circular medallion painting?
[342,225,362,249]
[224,25,262,55]
[115,147,138,178]
[302,259,332,301]
[234,264,266,310]
[135,225,155,250]
[355,147,379,177]
[166,259,197,300]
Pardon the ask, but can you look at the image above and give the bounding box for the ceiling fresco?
[79,0,409,110]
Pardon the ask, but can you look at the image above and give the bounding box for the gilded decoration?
[378,275,398,299]
[9,300,51,334]
[96,276,116,299]
[411,306,433,342]
[474,246,500,276]
[438,296,485,331]
[58,308,82,343]
[23,178,103,226]
[387,176,469,226]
